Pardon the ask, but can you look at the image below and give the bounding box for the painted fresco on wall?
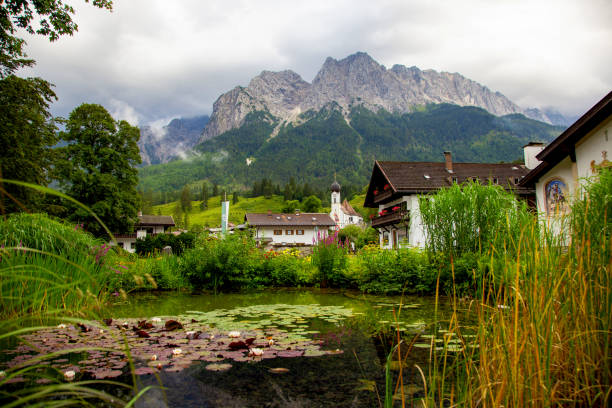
[545,179,568,214]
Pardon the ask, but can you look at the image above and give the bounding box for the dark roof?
[364,160,533,207]
[520,90,612,186]
[245,213,336,227]
[137,215,175,226]
[341,199,361,217]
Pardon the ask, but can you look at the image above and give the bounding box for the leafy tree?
[0,75,57,212]
[55,103,141,236]
[180,185,191,212]
[212,183,219,197]
[1,0,113,77]
[282,200,300,213]
[302,195,322,212]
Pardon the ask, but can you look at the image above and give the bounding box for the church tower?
[330,179,341,224]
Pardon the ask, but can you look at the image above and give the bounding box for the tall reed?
[412,170,611,407]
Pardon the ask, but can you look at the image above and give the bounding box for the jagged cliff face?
[139,115,209,165]
[201,52,555,141]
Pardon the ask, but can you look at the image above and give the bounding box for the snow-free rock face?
[200,52,560,141]
[139,115,209,165]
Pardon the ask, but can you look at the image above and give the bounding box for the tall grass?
[0,213,113,319]
[0,181,152,406]
[402,171,611,407]
[420,181,533,257]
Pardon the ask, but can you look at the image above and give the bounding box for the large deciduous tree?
[0,75,57,213]
[0,0,113,77]
[56,103,141,236]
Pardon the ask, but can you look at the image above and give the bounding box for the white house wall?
[575,117,612,180]
[256,227,326,245]
[535,156,577,215]
[377,195,427,249]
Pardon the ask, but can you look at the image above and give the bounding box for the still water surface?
[107,289,459,408]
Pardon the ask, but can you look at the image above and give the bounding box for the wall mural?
[545,179,568,214]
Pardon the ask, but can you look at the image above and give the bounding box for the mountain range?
[200,52,569,143]
[137,52,567,193]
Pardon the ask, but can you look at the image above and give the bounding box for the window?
[274,230,282,235]
[452,176,458,183]
[492,177,498,184]
[286,230,294,235]
[296,230,304,235]
[118,242,124,248]
[349,217,353,222]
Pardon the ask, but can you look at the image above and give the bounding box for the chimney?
[267,209,272,216]
[444,151,453,173]
[523,142,545,170]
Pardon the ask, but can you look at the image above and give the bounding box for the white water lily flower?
[0,370,5,379]
[497,304,510,310]
[64,370,75,380]
[249,348,264,357]
[228,331,241,338]
[151,317,162,323]
[57,324,67,329]
[172,348,182,356]
[186,331,195,336]
[268,339,275,346]
[100,329,104,334]
[151,354,158,361]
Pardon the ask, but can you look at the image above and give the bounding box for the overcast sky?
[18,0,612,127]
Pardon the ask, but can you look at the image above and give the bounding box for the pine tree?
[200,181,208,210]
[180,186,192,212]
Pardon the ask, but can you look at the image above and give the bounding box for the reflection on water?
[108,289,463,407]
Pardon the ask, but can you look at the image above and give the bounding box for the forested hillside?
[138,103,563,193]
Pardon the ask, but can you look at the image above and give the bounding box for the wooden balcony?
[371,210,407,228]
[373,189,394,204]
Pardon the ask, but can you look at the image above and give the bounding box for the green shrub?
[355,246,435,294]
[257,249,315,287]
[106,255,187,292]
[311,231,350,287]
[179,233,258,293]
[134,232,196,256]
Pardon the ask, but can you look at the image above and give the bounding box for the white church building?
[329,180,364,229]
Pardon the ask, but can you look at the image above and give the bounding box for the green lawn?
[152,193,373,229]
[152,195,286,227]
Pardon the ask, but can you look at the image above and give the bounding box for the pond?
[2,289,472,407]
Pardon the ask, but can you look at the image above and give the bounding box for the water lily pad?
[205,363,232,372]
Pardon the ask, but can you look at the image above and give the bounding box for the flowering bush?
[311,230,350,287]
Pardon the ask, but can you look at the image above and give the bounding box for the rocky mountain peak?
[200,52,564,142]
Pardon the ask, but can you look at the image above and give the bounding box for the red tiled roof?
[245,213,335,227]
